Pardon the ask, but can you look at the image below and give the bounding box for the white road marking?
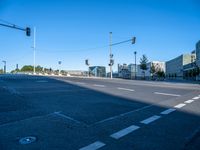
[75,82,86,85]
[92,105,153,126]
[184,100,194,104]
[117,87,134,92]
[36,80,48,83]
[53,112,83,125]
[154,92,180,97]
[110,125,140,139]
[79,141,105,150]
[174,103,186,108]
[140,115,161,124]
[93,84,105,87]
[192,97,199,100]
[160,108,176,115]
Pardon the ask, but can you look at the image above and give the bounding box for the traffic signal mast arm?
[0,23,31,36]
[111,37,136,46]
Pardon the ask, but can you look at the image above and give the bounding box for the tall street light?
[33,27,36,75]
[58,61,62,75]
[134,51,137,79]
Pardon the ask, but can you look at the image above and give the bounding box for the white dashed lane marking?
[140,115,161,124]
[174,103,186,108]
[184,100,194,104]
[79,141,105,150]
[192,97,199,100]
[154,92,180,97]
[93,84,105,87]
[160,108,176,115]
[110,125,140,139]
[117,87,135,92]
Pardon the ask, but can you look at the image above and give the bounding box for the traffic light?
[26,27,31,36]
[132,37,136,44]
[85,59,89,66]
[111,59,114,65]
[109,59,114,66]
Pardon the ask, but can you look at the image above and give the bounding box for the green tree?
[196,67,200,76]
[21,65,33,72]
[140,55,148,79]
[35,65,43,72]
[150,63,156,79]
[0,69,3,74]
[157,70,165,78]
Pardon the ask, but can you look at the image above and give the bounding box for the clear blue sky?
[0,0,200,72]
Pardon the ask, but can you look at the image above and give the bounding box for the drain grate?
[19,136,37,145]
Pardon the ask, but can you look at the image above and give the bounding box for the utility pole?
[33,27,36,74]
[109,32,113,79]
[2,61,6,74]
[134,51,137,79]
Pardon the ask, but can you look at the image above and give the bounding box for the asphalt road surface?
[0,74,200,150]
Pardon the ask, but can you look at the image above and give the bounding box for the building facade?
[118,64,130,79]
[166,54,193,78]
[137,61,165,79]
[118,61,165,79]
[89,66,106,77]
[196,40,200,67]
[128,64,137,79]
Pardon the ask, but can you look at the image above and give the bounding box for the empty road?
[0,74,200,150]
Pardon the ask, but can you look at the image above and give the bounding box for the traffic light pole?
[0,23,31,36]
[109,32,113,79]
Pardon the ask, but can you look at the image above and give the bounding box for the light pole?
[33,27,36,75]
[58,61,62,75]
[109,32,113,79]
[2,61,6,74]
[134,51,137,79]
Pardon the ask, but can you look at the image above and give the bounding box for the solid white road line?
[174,103,186,108]
[192,97,199,100]
[79,141,105,150]
[117,87,134,92]
[93,84,105,87]
[75,82,86,85]
[154,92,180,97]
[184,100,194,104]
[160,108,176,115]
[140,115,161,124]
[92,105,153,126]
[110,125,140,139]
[53,112,82,124]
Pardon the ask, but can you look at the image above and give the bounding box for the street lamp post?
[134,51,137,79]
[33,27,36,75]
[58,61,62,75]
[2,61,6,74]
